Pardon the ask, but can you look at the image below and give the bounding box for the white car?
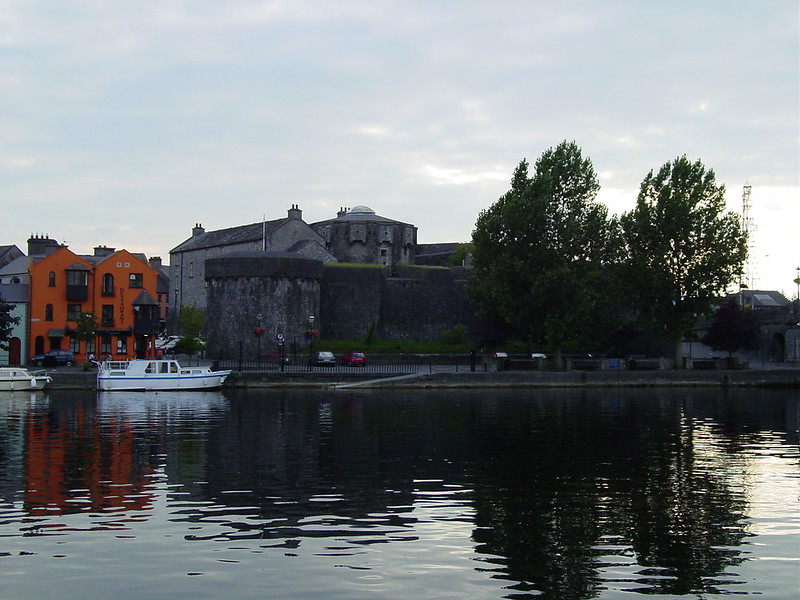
[155,336,181,351]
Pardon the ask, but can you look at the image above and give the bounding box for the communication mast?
[741,184,758,289]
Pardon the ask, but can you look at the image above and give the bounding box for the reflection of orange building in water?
[24,407,154,517]
[28,241,161,363]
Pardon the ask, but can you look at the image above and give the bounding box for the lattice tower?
[741,184,758,288]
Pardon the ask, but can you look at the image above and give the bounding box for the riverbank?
[42,365,800,390]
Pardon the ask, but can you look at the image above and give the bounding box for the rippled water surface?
[0,387,798,599]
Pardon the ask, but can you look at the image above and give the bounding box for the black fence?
[216,355,483,375]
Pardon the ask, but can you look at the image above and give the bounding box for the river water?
[0,387,797,599]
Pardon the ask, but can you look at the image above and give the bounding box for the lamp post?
[256,313,263,365]
[307,314,315,369]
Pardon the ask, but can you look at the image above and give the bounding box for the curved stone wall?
[205,252,323,360]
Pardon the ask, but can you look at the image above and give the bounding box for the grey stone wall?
[380,266,473,341]
[203,255,476,356]
[319,264,474,344]
[320,265,386,340]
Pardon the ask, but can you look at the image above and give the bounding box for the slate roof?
[0,245,23,269]
[0,283,29,302]
[170,219,290,253]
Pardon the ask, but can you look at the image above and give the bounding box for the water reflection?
[0,387,797,599]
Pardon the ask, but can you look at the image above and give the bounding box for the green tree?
[74,311,99,364]
[0,293,21,351]
[701,297,759,358]
[174,303,206,361]
[448,243,474,267]
[470,141,621,361]
[620,156,747,365]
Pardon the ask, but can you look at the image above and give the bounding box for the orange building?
[28,246,161,363]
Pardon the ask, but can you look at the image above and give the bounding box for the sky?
[2,1,798,294]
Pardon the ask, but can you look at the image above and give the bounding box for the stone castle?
[169,206,473,358]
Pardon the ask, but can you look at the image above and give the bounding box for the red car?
[339,351,366,367]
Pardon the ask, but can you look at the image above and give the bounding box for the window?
[70,337,80,353]
[67,304,81,321]
[11,277,20,284]
[102,305,114,327]
[189,261,194,278]
[116,337,127,355]
[100,335,111,354]
[45,304,54,321]
[86,340,95,354]
[102,273,115,296]
[67,270,88,286]
[48,271,56,287]
[129,273,143,288]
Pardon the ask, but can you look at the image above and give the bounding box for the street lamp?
[307,314,315,369]
[255,313,263,365]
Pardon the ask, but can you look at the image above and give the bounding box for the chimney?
[27,234,61,257]
[149,256,163,270]
[337,207,348,218]
[94,245,116,257]
[192,223,205,237]
[287,204,302,220]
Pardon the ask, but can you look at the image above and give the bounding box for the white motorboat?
[0,367,52,391]
[96,359,231,391]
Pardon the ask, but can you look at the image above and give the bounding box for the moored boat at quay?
[0,367,52,391]
[96,359,231,391]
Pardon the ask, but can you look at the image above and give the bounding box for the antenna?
[741,184,758,289]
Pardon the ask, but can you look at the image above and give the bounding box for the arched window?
[102,273,115,296]
[48,271,56,287]
[45,304,54,321]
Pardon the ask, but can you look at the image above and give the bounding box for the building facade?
[28,245,161,363]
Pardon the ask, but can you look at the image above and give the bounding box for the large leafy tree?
[701,297,759,357]
[620,156,747,365]
[470,140,621,359]
[0,293,21,351]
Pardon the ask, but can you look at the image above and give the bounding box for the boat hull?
[96,359,230,392]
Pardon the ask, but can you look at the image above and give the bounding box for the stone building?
[169,206,334,312]
[310,205,417,266]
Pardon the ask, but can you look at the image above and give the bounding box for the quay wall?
[43,367,800,390]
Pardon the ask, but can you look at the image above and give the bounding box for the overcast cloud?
[2,1,798,291]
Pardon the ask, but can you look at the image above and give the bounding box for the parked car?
[309,351,336,366]
[31,349,75,367]
[155,335,181,352]
[339,351,366,367]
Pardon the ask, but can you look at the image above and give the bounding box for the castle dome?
[349,205,375,215]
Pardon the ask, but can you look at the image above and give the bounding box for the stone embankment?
[43,365,800,390]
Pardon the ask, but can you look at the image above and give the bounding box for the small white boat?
[97,359,231,391]
[0,367,52,391]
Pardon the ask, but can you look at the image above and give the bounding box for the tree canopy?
[174,303,206,359]
[701,297,759,357]
[470,140,621,355]
[620,156,748,363]
[0,293,20,351]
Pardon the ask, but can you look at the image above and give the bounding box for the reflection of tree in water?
[469,391,752,599]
